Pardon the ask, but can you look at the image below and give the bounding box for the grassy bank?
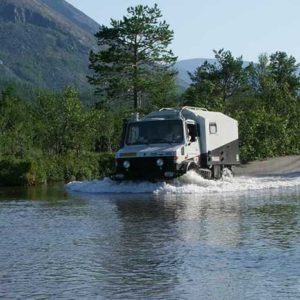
[0,152,115,187]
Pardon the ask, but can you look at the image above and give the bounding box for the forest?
[0,4,299,186]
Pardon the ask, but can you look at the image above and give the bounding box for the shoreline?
[235,155,300,177]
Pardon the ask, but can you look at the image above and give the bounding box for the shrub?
[0,159,46,186]
[43,152,115,183]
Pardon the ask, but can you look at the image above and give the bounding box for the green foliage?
[0,159,46,186]
[88,4,178,110]
[0,85,115,186]
[233,104,292,161]
[93,108,128,152]
[32,87,96,155]
[184,49,300,162]
[183,49,246,111]
[44,152,114,182]
[142,71,180,112]
[0,86,34,159]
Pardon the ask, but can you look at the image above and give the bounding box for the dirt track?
[235,155,300,176]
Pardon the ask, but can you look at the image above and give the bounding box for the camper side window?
[209,123,217,134]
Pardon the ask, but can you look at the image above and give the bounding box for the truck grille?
[116,157,176,175]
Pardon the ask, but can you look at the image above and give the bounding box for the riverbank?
[235,155,300,177]
[0,153,114,187]
[1,154,299,187]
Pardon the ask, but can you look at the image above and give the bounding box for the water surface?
[1,175,300,299]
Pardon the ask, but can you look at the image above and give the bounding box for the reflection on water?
[0,184,300,299]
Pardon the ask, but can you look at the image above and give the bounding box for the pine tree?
[88,4,177,110]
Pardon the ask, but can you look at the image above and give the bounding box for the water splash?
[66,171,300,195]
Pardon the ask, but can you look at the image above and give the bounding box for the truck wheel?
[222,167,233,178]
[186,161,198,173]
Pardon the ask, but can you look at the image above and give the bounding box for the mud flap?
[212,165,222,179]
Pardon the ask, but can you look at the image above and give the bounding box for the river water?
[1,172,300,299]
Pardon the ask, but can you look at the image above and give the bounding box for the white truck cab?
[113,107,239,180]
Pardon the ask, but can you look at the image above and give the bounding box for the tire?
[222,167,233,179]
[185,161,198,173]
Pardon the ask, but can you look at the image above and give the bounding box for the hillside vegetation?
[183,49,300,161]
[0,0,99,91]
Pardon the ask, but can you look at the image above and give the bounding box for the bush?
[0,159,46,186]
[98,152,115,178]
[0,152,114,186]
[43,152,115,182]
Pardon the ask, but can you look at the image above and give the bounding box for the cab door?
[186,121,201,164]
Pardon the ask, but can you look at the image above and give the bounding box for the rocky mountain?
[0,0,100,91]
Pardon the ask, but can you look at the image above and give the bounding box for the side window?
[209,122,217,134]
[187,124,197,142]
[127,125,139,144]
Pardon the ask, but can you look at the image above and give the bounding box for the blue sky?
[66,0,300,62]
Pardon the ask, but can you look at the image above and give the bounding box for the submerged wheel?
[187,161,198,172]
[222,167,233,179]
[184,161,199,174]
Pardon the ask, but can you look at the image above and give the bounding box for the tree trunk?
[133,83,138,110]
[133,36,138,111]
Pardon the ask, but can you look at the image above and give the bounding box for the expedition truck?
[113,106,240,180]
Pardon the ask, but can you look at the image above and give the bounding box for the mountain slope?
[40,0,99,35]
[0,0,100,91]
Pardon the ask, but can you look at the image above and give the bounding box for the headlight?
[123,160,130,168]
[156,158,164,167]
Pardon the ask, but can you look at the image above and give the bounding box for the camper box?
[180,107,239,168]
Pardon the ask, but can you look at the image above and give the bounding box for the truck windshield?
[126,120,184,145]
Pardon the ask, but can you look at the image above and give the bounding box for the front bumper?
[114,156,182,180]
